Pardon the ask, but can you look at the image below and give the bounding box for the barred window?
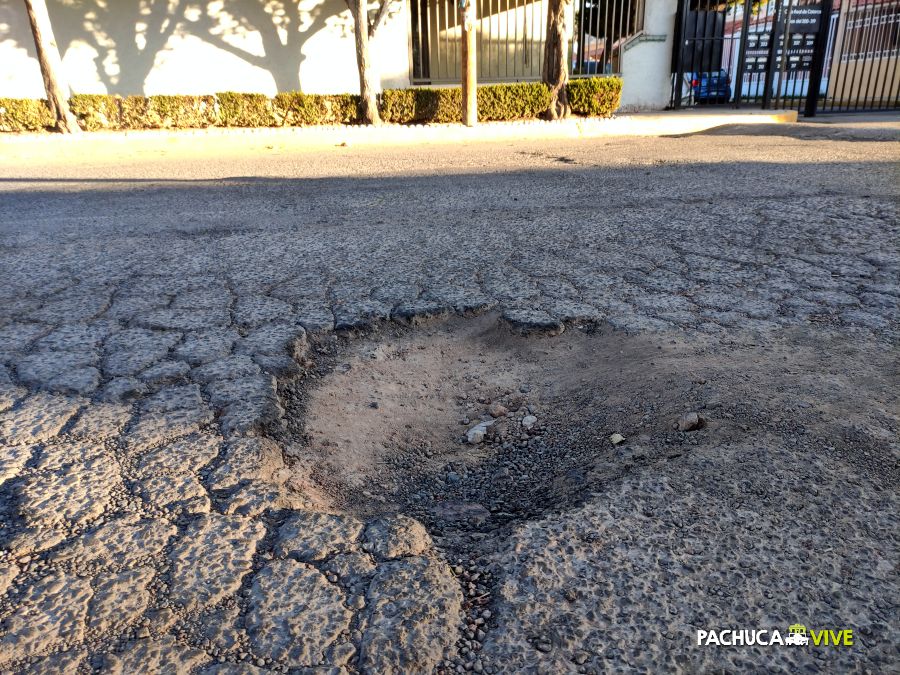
[842,2,900,60]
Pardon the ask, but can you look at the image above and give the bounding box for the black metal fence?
[408,0,644,83]
[571,0,645,76]
[670,0,899,113]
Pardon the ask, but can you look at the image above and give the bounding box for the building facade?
[0,0,676,109]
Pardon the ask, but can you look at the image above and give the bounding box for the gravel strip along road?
[0,120,897,673]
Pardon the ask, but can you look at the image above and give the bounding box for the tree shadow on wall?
[33,0,357,95]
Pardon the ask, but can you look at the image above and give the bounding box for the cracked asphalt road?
[0,118,897,673]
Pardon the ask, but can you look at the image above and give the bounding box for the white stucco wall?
[619,0,676,110]
[0,0,411,98]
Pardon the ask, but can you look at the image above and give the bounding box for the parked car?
[691,70,732,104]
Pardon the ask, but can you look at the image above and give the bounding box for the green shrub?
[69,94,121,130]
[121,95,217,129]
[0,98,54,132]
[216,92,276,127]
[566,77,622,117]
[477,82,551,120]
[381,82,552,124]
[273,92,360,125]
[379,87,461,124]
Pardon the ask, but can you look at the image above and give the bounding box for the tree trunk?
[542,0,571,120]
[353,0,381,125]
[23,0,79,133]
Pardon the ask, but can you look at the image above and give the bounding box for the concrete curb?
[0,109,798,148]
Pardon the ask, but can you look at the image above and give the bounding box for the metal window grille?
[409,0,550,83]
[408,0,643,82]
[571,0,645,76]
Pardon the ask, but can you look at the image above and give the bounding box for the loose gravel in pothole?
[267,312,899,673]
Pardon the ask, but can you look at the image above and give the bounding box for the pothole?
[266,312,899,555]
[264,312,743,551]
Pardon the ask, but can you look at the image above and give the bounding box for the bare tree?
[542,0,572,119]
[24,0,79,132]
[346,0,392,124]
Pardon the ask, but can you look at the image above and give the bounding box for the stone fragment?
[168,514,265,611]
[521,415,538,430]
[363,514,432,561]
[359,556,463,673]
[0,393,82,445]
[276,511,364,561]
[0,573,93,664]
[488,402,508,418]
[675,412,704,432]
[52,515,176,566]
[246,559,352,667]
[609,433,625,445]
[101,636,207,675]
[89,567,155,632]
[467,420,493,444]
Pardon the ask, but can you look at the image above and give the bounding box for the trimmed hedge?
[272,92,360,126]
[216,92,276,127]
[121,95,217,129]
[0,98,54,131]
[0,78,621,132]
[567,77,622,117]
[69,94,121,130]
[381,82,553,124]
[380,87,461,124]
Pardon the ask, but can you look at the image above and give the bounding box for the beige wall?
[0,0,412,98]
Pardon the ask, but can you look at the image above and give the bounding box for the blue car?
[691,70,732,104]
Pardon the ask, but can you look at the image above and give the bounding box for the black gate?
[671,0,900,114]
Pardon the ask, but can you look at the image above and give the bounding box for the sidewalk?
[0,108,797,165]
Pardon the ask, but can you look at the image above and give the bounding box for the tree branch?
[368,0,391,38]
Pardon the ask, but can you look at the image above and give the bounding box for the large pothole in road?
[266,311,898,558]
[267,312,753,552]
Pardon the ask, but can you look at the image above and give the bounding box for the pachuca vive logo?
[697,623,854,648]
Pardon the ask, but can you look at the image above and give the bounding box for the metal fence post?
[761,0,783,109]
[672,0,689,108]
[733,0,754,108]
[803,0,834,117]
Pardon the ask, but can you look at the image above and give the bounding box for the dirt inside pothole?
[266,312,899,558]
